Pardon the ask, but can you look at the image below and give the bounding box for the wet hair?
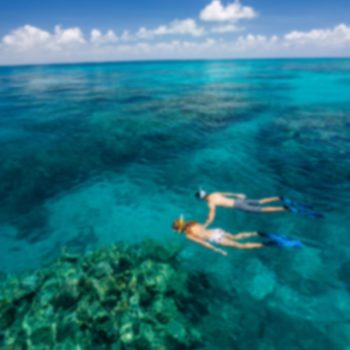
[172,218,186,232]
[172,219,197,233]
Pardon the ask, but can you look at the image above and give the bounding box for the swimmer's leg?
[221,239,264,250]
[239,202,287,213]
[258,196,281,204]
[227,232,259,240]
[261,206,287,213]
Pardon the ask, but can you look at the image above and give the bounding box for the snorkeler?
[171,216,293,256]
[195,189,287,227]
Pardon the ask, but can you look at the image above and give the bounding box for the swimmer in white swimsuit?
[172,217,269,256]
[208,229,225,244]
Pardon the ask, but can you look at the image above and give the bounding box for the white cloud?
[2,25,51,50]
[54,26,85,45]
[211,24,243,33]
[284,23,350,46]
[90,29,118,44]
[200,0,257,22]
[91,29,102,42]
[1,24,86,52]
[106,30,118,42]
[136,19,205,39]
[136,27,150,39]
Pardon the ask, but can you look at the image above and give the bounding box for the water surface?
[1,59,350,349]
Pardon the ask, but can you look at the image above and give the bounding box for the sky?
[0,0,350,65]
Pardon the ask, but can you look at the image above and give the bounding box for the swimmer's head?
[172,215,186,233]
[195,188,207,200]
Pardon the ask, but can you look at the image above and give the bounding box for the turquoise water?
[0,59,350,349]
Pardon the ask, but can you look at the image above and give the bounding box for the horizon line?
[1,55,350,69]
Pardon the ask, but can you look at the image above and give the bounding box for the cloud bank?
[1,0,350,65]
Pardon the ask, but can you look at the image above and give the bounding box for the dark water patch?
[40,226,99,266]
[337,261,350,291]
[200,82,251,92]
[281,59,350,74]
[338,78,350,87]
[0,114,210,243]
[261,307,341,349]
[12,208,49,243]
[119,94,154,104]
[196,102,268,134]
[9,246,22,252]
[0,100,35,117]
[63,227,99,253]
[255,81,293,92]
[256,105,350,209]
[247,73,296,81]
[20,116,84,135]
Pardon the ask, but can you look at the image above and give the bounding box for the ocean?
[0,59,350,349]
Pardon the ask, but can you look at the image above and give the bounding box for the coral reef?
[0,240,206,349]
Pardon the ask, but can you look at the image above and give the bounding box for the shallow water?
[1,59,350,349]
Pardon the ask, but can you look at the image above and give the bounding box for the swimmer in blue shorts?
[195,189,286,227]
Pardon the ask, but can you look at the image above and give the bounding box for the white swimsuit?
[208,229,225,243]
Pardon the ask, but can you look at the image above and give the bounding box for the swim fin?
[282,197,314,210]
[281,197,324,219]
[258,232,303,248]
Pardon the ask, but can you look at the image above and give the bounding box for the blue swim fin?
[258,232,303,248]
[281,197,324,219]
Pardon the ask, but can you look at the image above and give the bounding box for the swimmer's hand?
[215,248,228,256]
[237,193,246,199]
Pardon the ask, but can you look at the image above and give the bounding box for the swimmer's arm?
[220,192,246,199]
[187,235,227,256]
[203,204,216,228]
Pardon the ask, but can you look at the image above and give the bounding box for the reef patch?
[0,240,208,349]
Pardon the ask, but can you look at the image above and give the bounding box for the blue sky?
[0,0,350,64]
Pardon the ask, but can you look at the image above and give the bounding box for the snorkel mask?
[195,188,207,200]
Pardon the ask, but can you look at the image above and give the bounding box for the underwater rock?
[138,260,176,293]
[0,240,206,349]
[91,261,114,278]
[0,301,16,329]
[53,280,80,310]
[151,295,178,324]
[120,322,134,345]
[20,275,41,293]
